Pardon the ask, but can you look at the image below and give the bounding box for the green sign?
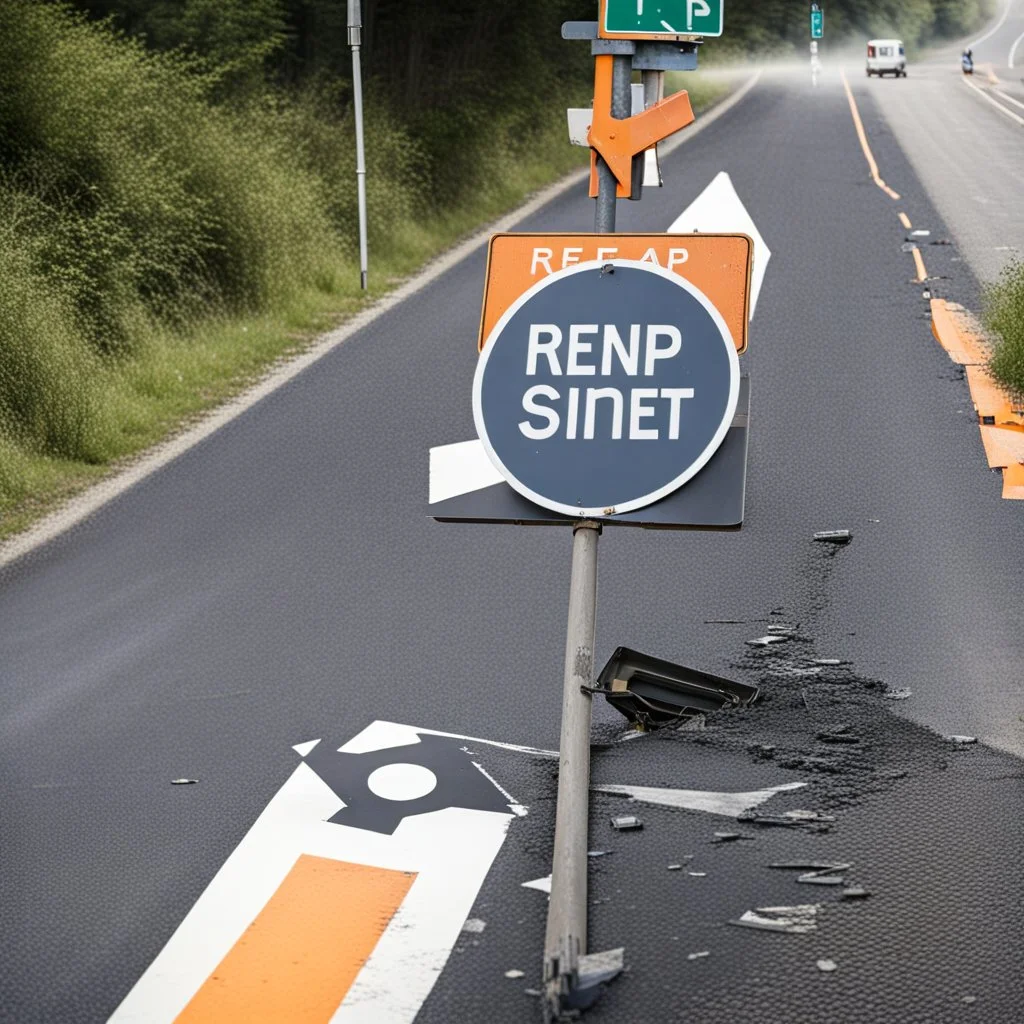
[603,0,725,38]
[810,5,824,39]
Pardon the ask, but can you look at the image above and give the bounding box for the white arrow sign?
[668,171,772,318]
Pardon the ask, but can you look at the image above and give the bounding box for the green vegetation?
[984,262,1024,401]
[0,1,728,539]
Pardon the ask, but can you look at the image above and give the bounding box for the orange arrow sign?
[587,54,695,197]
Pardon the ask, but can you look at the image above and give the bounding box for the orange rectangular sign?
[479,233,752,354]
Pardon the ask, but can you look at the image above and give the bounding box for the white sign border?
[472,258,739,518]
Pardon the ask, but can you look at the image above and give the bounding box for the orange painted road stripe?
[175,856,416,1024]
[912,247,928,282]
[841,71,901,201]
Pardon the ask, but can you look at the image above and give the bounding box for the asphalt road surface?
[2,33,1023,1024]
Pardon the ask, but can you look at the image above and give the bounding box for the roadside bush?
[984,261,1024,401]
[0,0,343,464]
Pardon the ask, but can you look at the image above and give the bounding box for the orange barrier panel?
[478,233,753,353]
[930,299,987,365]
[175,856,415,1024]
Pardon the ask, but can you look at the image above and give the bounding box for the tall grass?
[984,261,1024,402]
[0,1,728,536]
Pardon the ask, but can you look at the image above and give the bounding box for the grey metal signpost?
[473,261,740,1019]
[347,0,369,290]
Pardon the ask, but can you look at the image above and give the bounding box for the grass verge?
[984,261,1024,403]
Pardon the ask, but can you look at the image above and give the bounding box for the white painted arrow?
[594,780,806,817]
[668,171,772,318]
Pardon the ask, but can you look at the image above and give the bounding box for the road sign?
[600,0,725,39]
[811,4,824,38]
[479,234,753,354]
[473,260,739,518]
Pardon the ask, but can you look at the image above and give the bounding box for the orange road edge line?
[1002,462,1024,500]
[912,248,928,282]
[930,299,988,365]
[841,71,901,200]
[174,856,416,1024]
[898,212,912,229]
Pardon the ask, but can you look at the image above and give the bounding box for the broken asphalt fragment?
[747,635,789,647]
[564,948,625,1012]
[947,735,978,746]
[813,530,852,544]
[729,904,820,934]
[814,658,847,666]
[610,815,643,831]
[883,688,912,700]
[595,646,759,730]
[594,781,806,818]
[462,919,486,934]
[842,887,871,900]
[711,832,755,843]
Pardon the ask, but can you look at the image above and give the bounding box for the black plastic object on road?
[595,646,760,730]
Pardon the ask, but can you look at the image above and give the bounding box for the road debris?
[740,809,835,829]
[729,904,820,934]
[667,863,684,871]
[883,688,912,700]
[688,872,707,877]
[610,815,643,831]
[817,726,861,745]
[522,875,552,894]
[462,919,486,934]
[947,735,978,746]
[588,850,613,858]
[595,646,759,730]
[504,969,525,980]
[814,658,847,666]
[566,948,625,1011]
[769,862,851,872]
[961,995,977,1005]
[842,887,871,900]
[171,778,198,785]
[711,832,755,843]
[798,874,844,885]
[687,951,710,961]
[767,624,797,634]
[747,635,789,647]
[813,530,852,544]
[816,959,838,973]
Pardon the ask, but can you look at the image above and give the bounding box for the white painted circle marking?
[367,763,438,801]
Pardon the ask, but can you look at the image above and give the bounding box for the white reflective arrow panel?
[668,171,772,318]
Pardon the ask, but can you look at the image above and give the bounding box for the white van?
[866,39,906,77]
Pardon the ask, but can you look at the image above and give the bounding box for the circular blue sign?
[472,260,739,517]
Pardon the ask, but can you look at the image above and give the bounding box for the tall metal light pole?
[348,0,369,289]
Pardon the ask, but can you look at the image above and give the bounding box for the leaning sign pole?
[347,0,369,290]
[429,4,755,1019]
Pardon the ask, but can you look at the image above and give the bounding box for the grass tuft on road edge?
[984,261,1024,402]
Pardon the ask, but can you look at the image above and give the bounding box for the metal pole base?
[543,522,600,1021]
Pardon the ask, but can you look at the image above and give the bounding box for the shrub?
[984,261,1024,402]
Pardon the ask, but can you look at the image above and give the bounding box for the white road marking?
[0,72,761,570]
[962,75,1024,126]
[522,875,553,893]
[109,757,517,1023]
[593,781,806,817]
[1011,27,1024,67]
[971,0,1014,49]
[994,87,1024,111]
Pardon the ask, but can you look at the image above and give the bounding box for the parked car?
[866,39,907,77]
